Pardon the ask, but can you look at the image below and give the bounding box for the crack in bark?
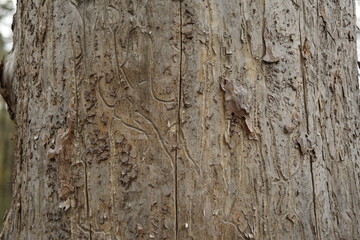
[83,159,91,239]
[174,1,183,238]
[81,2,91,238]
[299,2,319,238]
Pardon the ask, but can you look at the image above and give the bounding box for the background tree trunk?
[1,0,360,239]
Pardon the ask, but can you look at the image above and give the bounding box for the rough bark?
[1,0,360,239]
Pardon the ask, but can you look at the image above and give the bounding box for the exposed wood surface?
[1,0,360,239]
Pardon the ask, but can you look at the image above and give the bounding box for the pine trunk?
[1,0,360,239]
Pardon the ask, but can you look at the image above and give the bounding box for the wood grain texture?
[177,0,360,239]
[1,0,360,239]
[2,0,180,239]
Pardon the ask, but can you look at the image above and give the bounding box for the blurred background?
[357,1,360,79]
[0,0,15,231]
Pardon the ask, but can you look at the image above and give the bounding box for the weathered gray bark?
[1,0,360,239]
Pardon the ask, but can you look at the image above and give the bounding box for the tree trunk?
[1,0,360,239]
